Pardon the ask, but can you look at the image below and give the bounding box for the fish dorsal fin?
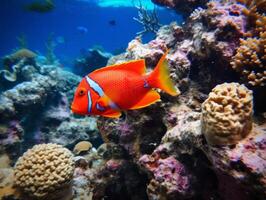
[93,59,146,75]
[129,90,161,110]
[102,111,121,118]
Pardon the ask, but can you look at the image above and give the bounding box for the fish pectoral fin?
[93,59,146,75]
[102,111,121,118]
[129,90,161,110]
[97,95,120,110]
[97,95,112,107]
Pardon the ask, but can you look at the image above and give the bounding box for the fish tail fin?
[147,50,180,96]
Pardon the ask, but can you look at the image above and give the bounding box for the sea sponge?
[14,143,74,198]
[73,141,92,155]
[201,83,253,145]
[231,32,266,86]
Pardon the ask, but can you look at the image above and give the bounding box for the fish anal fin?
[93,59,146,75]
[129,90,160,110]
[102,111,121,118]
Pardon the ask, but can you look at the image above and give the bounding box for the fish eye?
[78,88,86,96]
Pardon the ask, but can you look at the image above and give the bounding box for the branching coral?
[133,2,161,36]
[201,83,253,145]
[14,143,74,198]
[231,32,266,86]
[240,0,266,28]
[230,0,266,86]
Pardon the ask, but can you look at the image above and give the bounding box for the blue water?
[0,0,183,68]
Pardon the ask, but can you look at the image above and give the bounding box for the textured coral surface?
[231,32,266,86]
[14,143,74,198]
[202,82,253,145]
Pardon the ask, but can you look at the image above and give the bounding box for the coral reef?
[209,123,266,199]
[140,153,191,199]
[2,48,37,68]
[228,0,266,86]
[0,56,100,164]
[151,0,209,14]
[14,143,74,199]
[0,49,37,84]
[231,34,266,86]
[1,0,266,199]
[201,82,253,145]
[71,143,148,200]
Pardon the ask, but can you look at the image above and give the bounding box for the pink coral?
[140,152,190,196]
[106,159,124,172]
[209,124,266,197]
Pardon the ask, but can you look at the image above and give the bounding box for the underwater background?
[0,0,181,68]
[0,0,266,200]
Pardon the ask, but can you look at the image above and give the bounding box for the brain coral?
[14,143,74,198]
[201,83,253,145]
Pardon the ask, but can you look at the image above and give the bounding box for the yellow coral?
[201,83,253,145]
[231,1,266,86]
[14,143,74,198]
[231,32,266,86]
[237,0,266,34]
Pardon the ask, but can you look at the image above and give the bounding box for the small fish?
[25,0,55,13]
[71,50,180,118]
[108,20,116,26]
[56,36,65,44]
[77,26,88,34]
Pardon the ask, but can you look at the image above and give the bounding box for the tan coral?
[73,141,93,155]
[8,48,37,61]
[231,0,266,86]
[14,143,74,199]
[231,32,266,86]
[201,83,253,145]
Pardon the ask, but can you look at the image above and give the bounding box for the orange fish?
[71,50,180,118]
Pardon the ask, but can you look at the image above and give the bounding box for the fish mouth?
[71,105,86,115]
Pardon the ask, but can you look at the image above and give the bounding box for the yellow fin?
[93,59,146,75]
[148,50,180,96]
[129,90,160,110]
[102,111,121,118]
[97,95,111,107]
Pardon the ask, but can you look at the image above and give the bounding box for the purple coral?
[116,121,134,142]
[0,120,23,146]
[140,153,190,196]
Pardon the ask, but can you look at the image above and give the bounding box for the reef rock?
[208,123,266,199]
[72,143,149,200]
[0,61,100,164]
